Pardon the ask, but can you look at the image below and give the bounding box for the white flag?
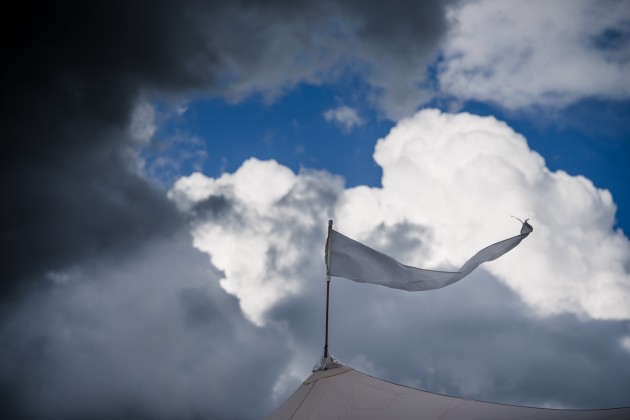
[326,221,532,291]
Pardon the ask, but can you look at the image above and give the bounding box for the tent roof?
[267,366,630,420]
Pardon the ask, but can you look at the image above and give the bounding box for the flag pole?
[324,219,333,358]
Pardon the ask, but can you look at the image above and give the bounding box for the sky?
[1,0,630,419]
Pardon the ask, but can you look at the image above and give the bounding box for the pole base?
[312,353,343,372]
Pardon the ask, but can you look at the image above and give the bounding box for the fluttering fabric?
[326,221,532,291]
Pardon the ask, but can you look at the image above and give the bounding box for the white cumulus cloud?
[371,109,630,320]
[170,109,630,324]
[439,0,630,109]
[169,159,344,325]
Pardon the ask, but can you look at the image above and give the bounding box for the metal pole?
[324,220,333,358]
[324,277,330,358]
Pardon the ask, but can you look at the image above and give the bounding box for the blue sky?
[147,84,630,230]
[2,1,630,419]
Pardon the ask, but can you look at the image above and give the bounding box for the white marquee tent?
[267,365,630,420]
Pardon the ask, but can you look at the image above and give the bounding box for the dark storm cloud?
[1,0,203,294]
[0,233,290,419]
